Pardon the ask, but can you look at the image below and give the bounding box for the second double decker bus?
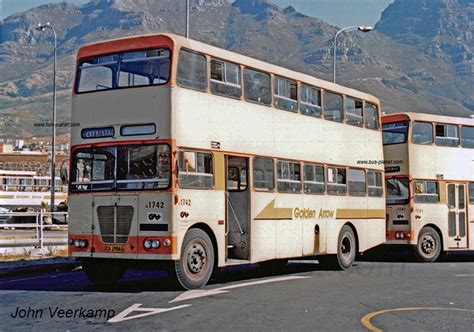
[68,33,386,289]
[383,112,474,262]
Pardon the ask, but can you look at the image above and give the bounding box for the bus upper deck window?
[243,68,272,106]
[345,97,363,127]
[412,122,433,145]
[324,91,343,123]
[210,59,242,99]
[435,124,459,147]
[383,121,408,145]
[274,76,298,112]
[76,49,170,94]
[300,84,322,118]
[461,126,474,148]
[177,49,208,92]
[364,103,379,130]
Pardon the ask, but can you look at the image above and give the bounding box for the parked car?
[0,207,11,225]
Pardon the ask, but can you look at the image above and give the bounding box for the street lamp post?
[185,0,190,38]
[333,26,373,83]
[36,22,57,212]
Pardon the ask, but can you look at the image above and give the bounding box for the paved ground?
[0,253,473,331]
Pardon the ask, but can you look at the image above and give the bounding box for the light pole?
[36,22,57,212]
[185,0,190,38]
[333,26,373,83]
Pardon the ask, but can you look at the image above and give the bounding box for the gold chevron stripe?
[255,199,293,220]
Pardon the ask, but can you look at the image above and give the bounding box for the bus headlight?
[144,239,152,249]
[79,240,88,248]
[74,240,81,247]
[151,240,160,249]
[163,239,171,247]
[68,238,73,245]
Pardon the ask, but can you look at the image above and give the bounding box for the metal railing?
[0,210,68,249]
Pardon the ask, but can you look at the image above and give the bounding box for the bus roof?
[76,33,380,105]
[382,112,474,126]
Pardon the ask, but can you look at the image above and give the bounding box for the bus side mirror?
[60,166,68,185]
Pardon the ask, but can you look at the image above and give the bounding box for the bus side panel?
[411,203,450,249]
[173,189,226,267]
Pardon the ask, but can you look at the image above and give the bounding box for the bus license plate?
[105,245,124,253]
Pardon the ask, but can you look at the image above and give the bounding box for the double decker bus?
[382,113,474,262]
[68,33,386,289]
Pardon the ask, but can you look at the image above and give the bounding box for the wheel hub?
[341,236,352,259]
[187,243,207,274]
[421,235,435,254]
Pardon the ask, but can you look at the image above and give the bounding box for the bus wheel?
[414,227,442,262]
[175,228,215,290]
[81,259,126,285]
[319,225,356,270]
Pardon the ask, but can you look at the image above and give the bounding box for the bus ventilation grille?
[97,206,134,244]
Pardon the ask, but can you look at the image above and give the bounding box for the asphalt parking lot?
[1,250,474,331]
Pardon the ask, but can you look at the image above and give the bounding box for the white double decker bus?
[68,33,385,289]
[383,113,474,262]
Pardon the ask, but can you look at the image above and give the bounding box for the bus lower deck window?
[277,160,301,193]
[178,151,214,189]
[327,167,346,195]
[414,180,439,203]
[253,157,275,191]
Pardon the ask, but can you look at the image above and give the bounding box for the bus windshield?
[382,122,408,145]
[385,177,410,205]
[71,143,171,192]
[76,48,171,93]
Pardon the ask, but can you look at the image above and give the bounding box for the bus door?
[225,156,250,260]
[447,183,467,248]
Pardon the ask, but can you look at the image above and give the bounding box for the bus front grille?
[97,206,134,244]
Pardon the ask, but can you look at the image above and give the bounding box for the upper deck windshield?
[76,48,171,94]
[71,143,171,192]
[383,121,408,145]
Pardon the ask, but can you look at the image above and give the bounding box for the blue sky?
[1,0,394,27]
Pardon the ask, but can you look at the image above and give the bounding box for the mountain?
[0,0,472,138]
[376,0,473,109]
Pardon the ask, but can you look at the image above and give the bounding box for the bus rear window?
[383,122,408,145]
[76,48,171,94]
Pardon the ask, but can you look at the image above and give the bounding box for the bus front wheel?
[81,259,126,285]
[175,228,215,290]
[414,227,442,262]
[319,225,356,270]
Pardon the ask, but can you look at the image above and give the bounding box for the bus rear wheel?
[319,225,356,270]
[81,259,126,285]
[414,226,442,262]
[175,228,215,290]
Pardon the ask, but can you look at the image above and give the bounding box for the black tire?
[414,226,442,262]
[318,225,357,270]
[175,228,215,290]
[81,259,126,285]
